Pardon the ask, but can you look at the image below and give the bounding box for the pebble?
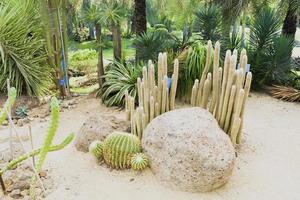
[10,189,22,199]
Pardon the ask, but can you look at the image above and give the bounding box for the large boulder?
[75,115,130,152]
[142,107,235,192]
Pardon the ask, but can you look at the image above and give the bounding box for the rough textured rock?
[75,115,130,152]
[142,107,235,192]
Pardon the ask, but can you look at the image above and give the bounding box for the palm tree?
[281,0,299,40]
[101,0,127,61]
[134,0,147,35]
[84,4,105,87]
[39,0,70,97]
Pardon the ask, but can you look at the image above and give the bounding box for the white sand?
[1,93,300,200]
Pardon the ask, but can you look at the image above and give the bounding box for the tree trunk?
[282,2,298,40]
[112,22,122,61]
[134,0,147,35]
[95,23,105,88]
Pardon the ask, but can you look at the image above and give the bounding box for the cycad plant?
[0,0,51,96]
[193,4,222,43]
[101,61,143,106]
[248,7,294,87]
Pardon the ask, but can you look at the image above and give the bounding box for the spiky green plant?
[131,153,149,171]
[101,61,143,107]
[30,97,60,199]
[0,0,51,96]
[0,87,17,125]
[89,140,103,159]
[102,132,141,169]
[15,106,29,119]
[193,4,222,42]
[248,7,294,87]
[0,133,74,174]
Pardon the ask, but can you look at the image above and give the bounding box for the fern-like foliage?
[0,87,17,125]
[103,132,141,169]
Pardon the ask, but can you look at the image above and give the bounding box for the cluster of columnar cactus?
[191,41,252,145]
[125,53,179,139]
[89,132,149,171]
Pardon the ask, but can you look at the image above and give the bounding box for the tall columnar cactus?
[190,41,253,145]
[102,132,141,169]
[30,97,60,199]
[125,53,179,139]
[0,87,17,125]
[131,153,149,171]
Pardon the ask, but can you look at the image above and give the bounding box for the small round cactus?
[89,140,103,159]
[103,131,141,169]
[131,153,149,171]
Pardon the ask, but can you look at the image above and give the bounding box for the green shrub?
[177,42,207,101]
[70,49,98,62]
[101,61,143,107]
[193,5,222,42]
[0,0,51,96]
[248,8,294,87]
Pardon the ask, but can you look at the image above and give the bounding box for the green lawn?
[68,38,135,60]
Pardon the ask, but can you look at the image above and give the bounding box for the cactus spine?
[131,153,149,171]
[102,132,141,169]
[190,42,253,145]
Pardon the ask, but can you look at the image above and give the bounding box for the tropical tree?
[83,3,105,87]
[0,0,51,96]
[39,0,70,97]
[101,0,129,61]
[281,0,299,40]
[81,0,95,39]
[134,0,147,35]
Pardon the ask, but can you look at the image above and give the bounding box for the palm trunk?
[282,2,297,40]
[40,0,69,97]
[95,23,105,88]
[134,0,147,35]
[112,22,122,61]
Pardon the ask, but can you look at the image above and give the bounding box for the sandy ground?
[0,93,300,200]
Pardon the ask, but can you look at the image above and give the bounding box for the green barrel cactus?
[103,131,141,169]
[89,140,103,159]
[131,153,149,171]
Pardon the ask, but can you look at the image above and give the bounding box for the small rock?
[65,187,70,190]
[19,174,31,181]
[10,189,22,199]
[68,99,77,105]
[2,120,8,126]
[130,178,134,182]
[39,171,47,178]
[13,180,30,190]
[20,189,29,196]
[23,195,30,200]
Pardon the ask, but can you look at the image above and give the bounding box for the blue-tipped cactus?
[103,132,141,169]
[89,140,103,159]
[0,87,16,125]
[131,153,149,171]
